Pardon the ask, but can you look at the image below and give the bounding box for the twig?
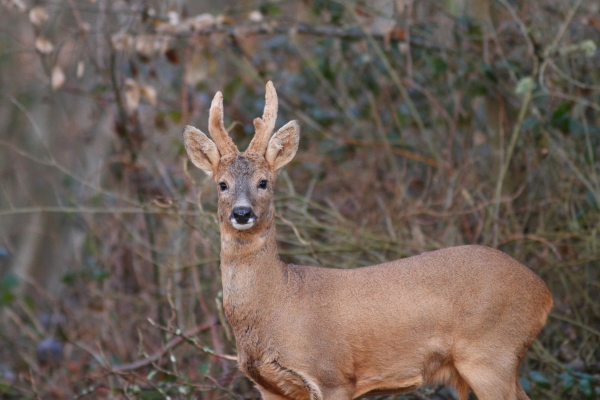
[497,234,563,261]
[205,375,244,400]
[549,314,600,338]
[167,22,447,51]
[112,322,214,371]
[491,78,534,247]
[0,206,202,217]
[147,319,238,361]
[537,0,585,90]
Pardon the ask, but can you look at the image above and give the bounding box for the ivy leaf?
[529,370,551,389]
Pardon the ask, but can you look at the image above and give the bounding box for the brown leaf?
[124,79,140,113]
[354,6,371,17]
[140,85,157,106]
[248,10,263,22]
[76,61,84,78]
[51,66,65,90]
[111,32,133,51]
[35,37,54,54]
[189,13,215,31]
[165,48,179,64]
[389,27,406,41]
[185,52,209,86]
[29,6,49,26]
[4,0,26,12]
[134,34,169,58]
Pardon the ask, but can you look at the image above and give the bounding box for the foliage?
[0,0,599,399]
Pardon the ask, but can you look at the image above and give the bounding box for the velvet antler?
[209,91,238,156]
[246,81,278,155]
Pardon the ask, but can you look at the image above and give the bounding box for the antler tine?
[247,81,278,155]
[208,91,238,156]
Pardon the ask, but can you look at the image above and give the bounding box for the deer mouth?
[231,218,255,230]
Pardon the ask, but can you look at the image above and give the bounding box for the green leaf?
[519,377,531,393]
[573,372,599,382]
[328,0,344,24]
[559,372,575,390]
[515,77,534,96]
[1,274,19,290]
[62,271,77,285]
[579,378,593,399]
[529,370,551,389]
[522,116,539,130]
[481,63,498,83]
[550,101,573,132]
[1,290,14,306]
[259,3,281,17]
[432,57,447,76]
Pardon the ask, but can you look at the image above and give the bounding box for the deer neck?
[219,214,285,313]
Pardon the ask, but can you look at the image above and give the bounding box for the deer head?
[183,82,300,234]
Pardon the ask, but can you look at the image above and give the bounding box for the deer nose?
[231,207,254,224]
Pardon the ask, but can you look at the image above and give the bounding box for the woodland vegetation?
[0,0,599,398]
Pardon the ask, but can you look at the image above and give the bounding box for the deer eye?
[218,182,228,191]
[258,180,268,189]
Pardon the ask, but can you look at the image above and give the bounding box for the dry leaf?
[389,27,407,41]
[111,32,133,51]
[155,21,177,34]
[134,35,155,58]
[79,22,91,33]
[215,14,234,27]
[188,13,215,31]
[51,66,65,90]
[185,52,208,86]
[140,85,157,106]
[167,10,179,25]
[76,61,84,78]
[165,48,179,64]
[29,6,49,26]
[248,10,263,22]
[4,0,26,12]
[134,34,169,58]
[124,79,140,113]
[35,37,54,54]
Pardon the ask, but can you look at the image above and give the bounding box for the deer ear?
[183,125,220,177]
[265,120,300,173]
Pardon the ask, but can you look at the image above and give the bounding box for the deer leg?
[320,387,352,400]
[258,388,294,400]
[454,360,520,400]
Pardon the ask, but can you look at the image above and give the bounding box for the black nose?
[231,207,254,224]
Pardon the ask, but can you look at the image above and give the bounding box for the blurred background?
[0,0,599,398]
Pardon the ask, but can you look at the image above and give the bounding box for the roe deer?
[182,82,552,400]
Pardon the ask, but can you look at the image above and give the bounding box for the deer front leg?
[320,387,353,400]
[258,387,294,400]
[258,386,351,400]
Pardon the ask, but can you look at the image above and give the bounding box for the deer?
[182,82,553,400]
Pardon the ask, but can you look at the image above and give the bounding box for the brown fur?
[183,83,553,400]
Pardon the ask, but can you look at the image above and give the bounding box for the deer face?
[183,82,299,233]
[214,154,273,232]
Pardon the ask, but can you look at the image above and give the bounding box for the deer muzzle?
[230,207,257,230]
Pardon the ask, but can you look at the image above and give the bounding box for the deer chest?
[239,351,314,400]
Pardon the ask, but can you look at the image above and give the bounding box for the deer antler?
[209,91,238,156]
[246,81,278,155]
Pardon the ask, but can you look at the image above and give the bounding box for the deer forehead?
[217,154,271,184]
